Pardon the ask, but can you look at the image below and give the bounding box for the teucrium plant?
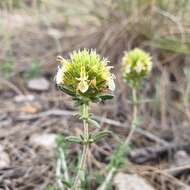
[55,49,115,190]
[98,48,152,190]
[121,48,152,150]
[121,48,152,157]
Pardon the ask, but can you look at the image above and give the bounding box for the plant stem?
[98,88,138,190]
[97,167,116,190]
[60,147,70,184]
[123,88,138,146]
[56,146,70,190]
[73,104,89,190]
[56,156,64,190]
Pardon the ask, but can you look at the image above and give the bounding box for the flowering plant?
[99,48,152,190]
[55,49,115,190]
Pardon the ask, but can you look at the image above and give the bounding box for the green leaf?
[88,118,100,128]
[99,94,114,101]
[56,134,67,148]
[80,134,84,141]
[63,180,72,188]
[79,169,85,182]
[65,136,82,144]
[109,143,127,168]
[57,85,76,97]
[72,97,81,102]
[93,131,111,142]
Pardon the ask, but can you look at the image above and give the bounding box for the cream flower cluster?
[122,48,152,86]
[55,49,115,102]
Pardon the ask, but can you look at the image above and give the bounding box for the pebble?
[174,150,190,166]
[27,77,50,91]
[0,144,10,169]
[30,133,57,150]
[14,94,35,102]
[114,172,155,190]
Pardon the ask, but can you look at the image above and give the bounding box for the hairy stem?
[60,147,70,184]
[124,88,138,146]
[97,167,116,190]
[73,104,89,190]
[56,146,70,190]
[56,156,64,190]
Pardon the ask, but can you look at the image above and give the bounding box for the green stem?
[73,104,89,190]
[60,147,70,184]
[56,156,64,190]
[98,88,138,190]
[56,147,70,190]
[98,167,117,190]
[123,88,138,146]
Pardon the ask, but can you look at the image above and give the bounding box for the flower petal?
[55,66,64,85]
[78,81,89,93]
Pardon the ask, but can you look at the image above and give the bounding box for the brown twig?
[15,109,169,146]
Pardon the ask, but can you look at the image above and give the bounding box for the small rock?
[174,150,190,167]
[14,94,35,102]
[114,172,155,190]
[27,77,50,91]
[30,133,57,150]
[0,145,10,169]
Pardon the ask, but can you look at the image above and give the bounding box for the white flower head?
[56,50,115,102]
